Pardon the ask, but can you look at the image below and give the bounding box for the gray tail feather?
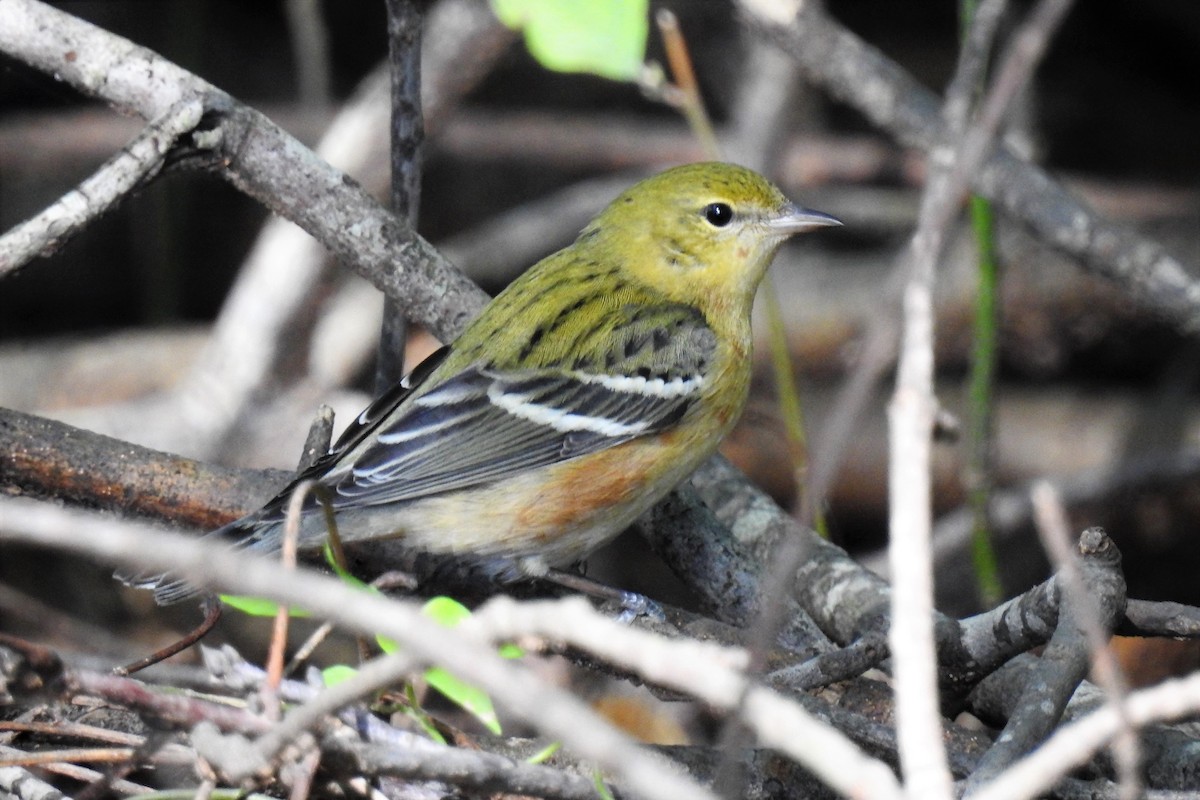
[114,515,283,605]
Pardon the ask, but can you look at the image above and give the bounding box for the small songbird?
[132,162,840,604]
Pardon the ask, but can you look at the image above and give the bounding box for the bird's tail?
[115,513,285,605]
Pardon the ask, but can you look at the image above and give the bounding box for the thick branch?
[0,406,282,529]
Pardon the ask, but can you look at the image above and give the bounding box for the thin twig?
[1030,485,1140,800]
[265,480,317,700]
[0,749,136,768]
[738,0,1200,331]
[0,99,204,277]
[114,596,222,676]
[963,526,1125,792]
[322,735,600,800]
[376,0,425,392]
[655,9,721,160]
[0,745,151,796]
[0,0,487,342]
[886,0,1015,793]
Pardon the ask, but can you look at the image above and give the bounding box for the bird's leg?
[544,567,666,623]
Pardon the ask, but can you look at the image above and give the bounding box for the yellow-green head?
[579,161,840,318]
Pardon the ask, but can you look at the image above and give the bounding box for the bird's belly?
[333,432,711,571]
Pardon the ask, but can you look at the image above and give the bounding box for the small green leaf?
[421,597,524,657]
[593,769,616,800]
[490,0,648,81]
[418,597,507,733]
[406,708,447,744]
[321,664,358,687]
[323,542,371,589]
[376,633,399,654]
[422,595,472,626]
[403,683,448,744]
[425,666,502,735]
[526,741,561,764]
[220,595,311,618]
[395,597,525,733]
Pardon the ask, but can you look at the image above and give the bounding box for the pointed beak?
[768,203,843,236]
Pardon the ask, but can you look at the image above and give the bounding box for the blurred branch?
[964,525,1125,794]
[969,670,1200,800]
[737,0,1200,332]
[439,171,646,285]
[283,0,332,105]
[887,0,1057,789]
[5,404,1200,791]
[1029,492,1139,799]
[0,0,513,461]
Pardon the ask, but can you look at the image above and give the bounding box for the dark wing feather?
[282,346,452,485]
[325,365,696,506]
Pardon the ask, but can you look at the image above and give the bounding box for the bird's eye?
[703,202,734,227]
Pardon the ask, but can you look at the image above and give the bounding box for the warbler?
[133,162,839,604]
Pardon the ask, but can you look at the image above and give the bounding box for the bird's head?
[581,162,840,315]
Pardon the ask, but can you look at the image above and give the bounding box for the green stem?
[763,275,829,538]
[966,193,1003,606]
[960,0,1004,607]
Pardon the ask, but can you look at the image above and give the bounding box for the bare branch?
[965,526,1125,793]
[376,0,425,391]
[0,0,488,343]
[0,406,283,529]
[737,0,1200,332]
[0,100,203,277]
[1030,489,1139,799]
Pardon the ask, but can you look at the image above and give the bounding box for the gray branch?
[737,1,1200,331]
[0,99,203,277]
[0,0,488,344]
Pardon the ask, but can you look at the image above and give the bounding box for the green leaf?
[415,596,523,733]
[220,595,311,618]
[421,597,525,658]
[321,664,358,687]
[490,0,648,81]
[422,595,472,626]
[425,666,502,735]
[405,707,447,744]
[403,684,448,744]
[593,770,616,800]
[526,741,561,764]
[323,542,371,589]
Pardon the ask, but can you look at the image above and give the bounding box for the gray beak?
[769,203,843,235]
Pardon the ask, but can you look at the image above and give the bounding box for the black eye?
[703,202,733,227]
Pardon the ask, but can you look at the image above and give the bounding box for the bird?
[129,162,840,604]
